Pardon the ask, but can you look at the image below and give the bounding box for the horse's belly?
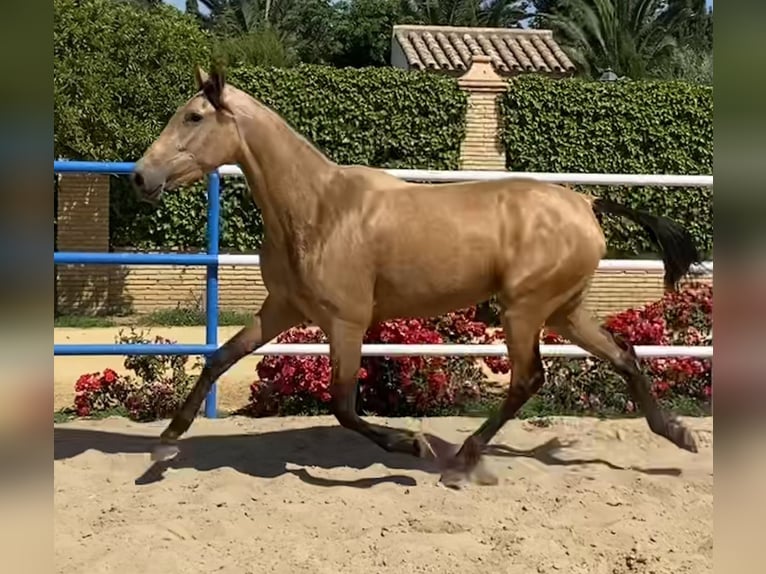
[372,259,497,320]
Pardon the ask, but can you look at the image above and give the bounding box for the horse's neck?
[233,96,337,241]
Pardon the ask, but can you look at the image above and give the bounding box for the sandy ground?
[54,326,507,413]
[54,415,713,574]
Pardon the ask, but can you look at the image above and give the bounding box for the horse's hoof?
[471,456,499,486]
[667,418,698,453]
[151,442,180,462]
[439,470,468,490]
[437,456,497,488]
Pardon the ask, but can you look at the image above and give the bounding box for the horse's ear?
[202,64,227,110]
[194,65,209,90]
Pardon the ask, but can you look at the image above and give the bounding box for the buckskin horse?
[131,65,700,487]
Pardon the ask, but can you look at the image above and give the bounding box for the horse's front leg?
[151,295,304,461]
[327,318,431,458]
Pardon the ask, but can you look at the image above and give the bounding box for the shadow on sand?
[54,423,682,489]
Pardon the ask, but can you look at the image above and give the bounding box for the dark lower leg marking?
[330,376,426,457]
[160,336,253,441]
[328,324,428,458]
[606,329,698,452]
[474,369,544,445]
[555,308,698,453]
[155,298,302,449]
[439,311,546,487]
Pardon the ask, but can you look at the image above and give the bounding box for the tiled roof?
[392,25,576,76]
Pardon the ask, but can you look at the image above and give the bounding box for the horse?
[131,64,701,487]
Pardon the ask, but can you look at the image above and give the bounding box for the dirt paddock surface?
[54,415,713,574]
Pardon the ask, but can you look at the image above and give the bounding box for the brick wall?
[55,173,118,314]
[110,262,268,315]
[457,55,506,171]
[109,265,711,321]
[584,272,712,318]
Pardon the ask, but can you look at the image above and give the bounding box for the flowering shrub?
[70,284,712,420]
[359,318,484,416]
[74,368,134,417]
[71,327,201,421]
[247,312,487,417]
[247,283,712,418]
[510,282,713,416]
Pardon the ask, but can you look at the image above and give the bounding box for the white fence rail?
[252,343,712,359]
[217,165,713,360]
[216,254,713,274]
[217,164,713,188]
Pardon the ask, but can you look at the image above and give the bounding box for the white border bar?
[217,253,712,274]
[252,343,713,358]
[216,164,713,187]
[218,254,262,266]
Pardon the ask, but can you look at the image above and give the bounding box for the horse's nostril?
[133,172,144,188]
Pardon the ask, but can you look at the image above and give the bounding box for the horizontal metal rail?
[53,343,713,359]
[54,160,714,188]
[54,252,714,274]
[216,164,714,187]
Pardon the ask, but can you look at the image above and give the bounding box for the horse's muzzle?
[131,164,165,204]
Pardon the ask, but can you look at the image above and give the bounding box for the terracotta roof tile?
[392,25,576,76]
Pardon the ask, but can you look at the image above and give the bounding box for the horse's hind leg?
[439,304,546,487]
[327,319,431,458]
[549,302,698,453]
[151,295,304,461]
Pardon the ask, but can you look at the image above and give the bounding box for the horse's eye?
[186,112,204,123]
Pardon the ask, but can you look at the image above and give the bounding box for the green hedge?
[499,75,713,258]
[54,0,211,161]
[54,0,711,257]
[109,65,469,250]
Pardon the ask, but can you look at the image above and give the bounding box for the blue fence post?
[204,171,221,418]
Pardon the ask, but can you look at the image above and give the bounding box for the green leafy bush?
[54,1,711,259]
[54,0,212,161]
[499,75,713,258]
[55,0,466,251]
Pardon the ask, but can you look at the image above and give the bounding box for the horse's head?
[132,65,239,205]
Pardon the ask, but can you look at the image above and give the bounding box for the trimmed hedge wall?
[109,65,469,250]
[500,75,713,258]
[54,0,712,256]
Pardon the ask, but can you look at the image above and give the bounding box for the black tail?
[591,197,701,291]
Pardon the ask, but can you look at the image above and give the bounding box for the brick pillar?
[457,55,508,171]
[55,173,113,314]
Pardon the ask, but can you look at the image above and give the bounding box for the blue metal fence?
[54,160,222,418]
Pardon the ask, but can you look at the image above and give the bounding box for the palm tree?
[537,0,680,79]
[478,0,530,26]
[398,0,529,27]
[659,0,712,51]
